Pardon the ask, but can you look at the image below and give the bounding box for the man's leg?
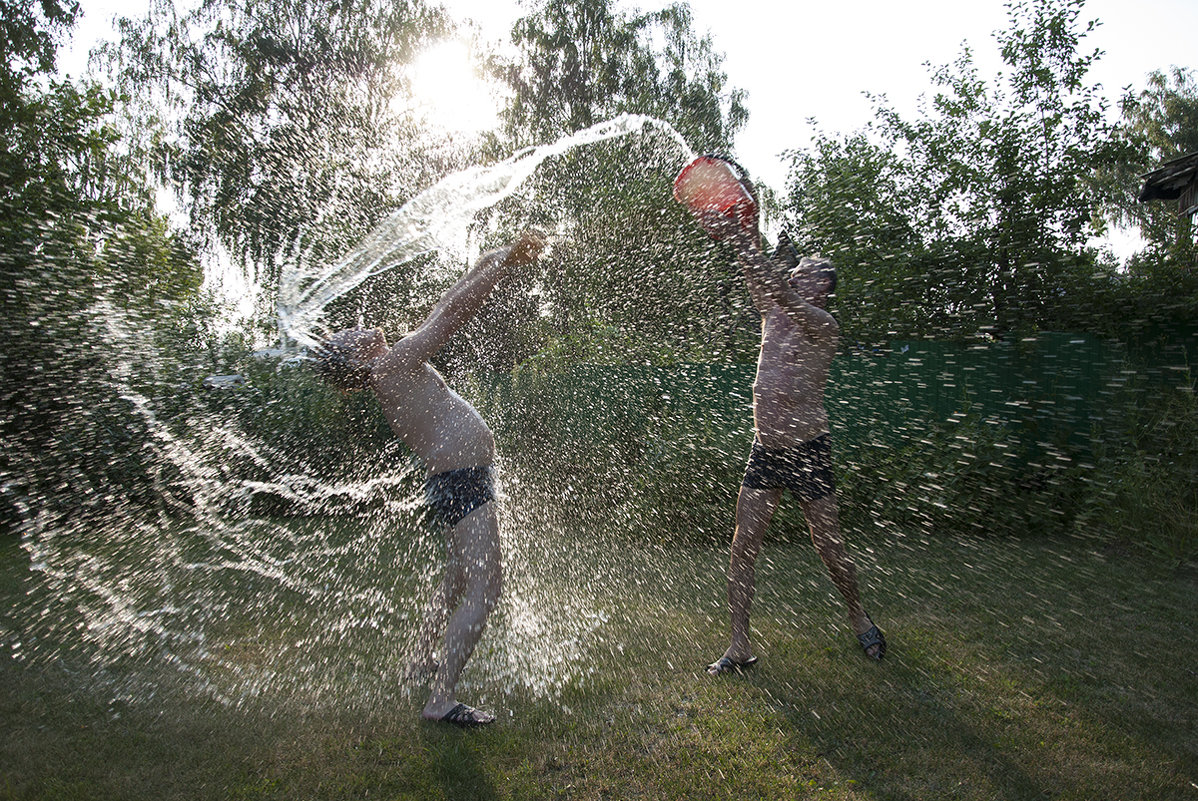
[717,485,782,666]
[422,502,503,722]
[800,493,881,657]
[407,555,464,680]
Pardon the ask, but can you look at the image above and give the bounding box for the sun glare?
[407,39,503,136]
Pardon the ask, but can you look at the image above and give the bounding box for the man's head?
[787,254,836,308]
[310,328,387,391]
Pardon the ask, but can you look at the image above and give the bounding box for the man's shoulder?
[371,347,433,393]
[375,335,425,369]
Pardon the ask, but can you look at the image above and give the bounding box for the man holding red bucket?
[674,155,886,672]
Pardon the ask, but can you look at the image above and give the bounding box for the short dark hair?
[793,255,837,297]
[311,340,371,390]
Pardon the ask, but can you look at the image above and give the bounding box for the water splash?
[12,115,708,712]
[13,294,638,712]
[277,113,694,347]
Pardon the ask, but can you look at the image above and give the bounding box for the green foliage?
[0,0,79,80]
[484,0,757,366]
[528,153,758,366]
[4,0,1192,571]
[110,0,453,290]
[1097,67,1198,343]
[836,412,1089,540]
[468,365,753,543]
[784,0,1122,342]
[503,0,746,152]
[0,3,206,529]
[783,132,939,342]
[1104,67,1198,272]
[1075,372,1198,565]
[430,137,763,372]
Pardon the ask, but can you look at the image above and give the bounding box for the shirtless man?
[690,190,885,675]
[312,231,546,726]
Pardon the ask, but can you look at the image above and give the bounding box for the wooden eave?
[1138,151,1198,216]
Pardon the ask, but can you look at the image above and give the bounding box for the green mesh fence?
[476,333,1177,459]
[466,333,1192,540]
[831,334,1128,454]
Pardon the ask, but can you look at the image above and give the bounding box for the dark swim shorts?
[424,465,497,528]
[741,434,835,501]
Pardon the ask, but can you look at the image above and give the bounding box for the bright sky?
[449,0,1198,192]
[63,0,1197,255]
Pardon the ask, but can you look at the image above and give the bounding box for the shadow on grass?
[775,647,1054,800]
[672,528,1196,800]
[415,724,502,801]
[2,524,1195,799]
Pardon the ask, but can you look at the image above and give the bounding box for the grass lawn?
[1,526,1195,800]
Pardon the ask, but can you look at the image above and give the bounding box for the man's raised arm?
[698,213,836,340]
[397,231,546,362]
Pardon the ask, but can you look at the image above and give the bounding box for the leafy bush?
[469,364,753,543]
[1074,376,1198,565]
[835,412,1090,541]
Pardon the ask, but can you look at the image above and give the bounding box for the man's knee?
[477,555,502,594]
[462,566,501,616]
[459,546,502,603]
[731,521,764,559]
[735,508,766,536]
[443,558,467,592]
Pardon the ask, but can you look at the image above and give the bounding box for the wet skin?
[324,231,546,722]
[693,212,881,666]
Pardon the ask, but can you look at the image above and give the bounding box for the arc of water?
[276,114,694,347]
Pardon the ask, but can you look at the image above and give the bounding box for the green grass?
[2,528,1195,801]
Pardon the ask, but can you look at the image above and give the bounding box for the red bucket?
[673,155,758,232]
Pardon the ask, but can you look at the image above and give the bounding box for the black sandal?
[439,703,495,727]
[705,655,758,675]
[857,624,886,661]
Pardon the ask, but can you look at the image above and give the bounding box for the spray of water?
[276,113,694,347]
[14,116,701,713]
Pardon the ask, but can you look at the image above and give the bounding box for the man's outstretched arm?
[398,231,546,362]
